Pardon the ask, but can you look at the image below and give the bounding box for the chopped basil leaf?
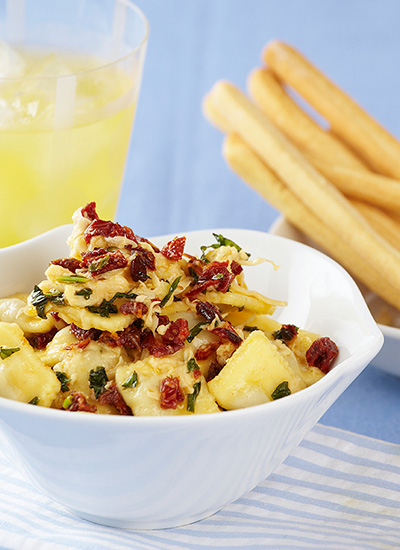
[57,275,89,284]
[31,285,49,319]
[122,371,138,389]
[28,396,39,405]
[87,300,118,317]
[189,266,199,284]
[112,291,137,301]
[75,288,93,300]
[86,291,137,317]
[0,346,20,359]
[186,321,208,343]
[187,358,200,373]
[63,395,73,409]
[160,276,181,307]
[56,371,71,392]
[243,326,258,332]
[187,381,201,413]
[44,290,65,306]
[271,381,291,400]
[88,255,110,272]
[89,366,108,398]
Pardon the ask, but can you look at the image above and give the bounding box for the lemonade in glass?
[0,0,148,247]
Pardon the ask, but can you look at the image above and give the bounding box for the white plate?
[269,216,399,377]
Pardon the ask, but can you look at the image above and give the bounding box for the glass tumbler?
[0,0,148,247]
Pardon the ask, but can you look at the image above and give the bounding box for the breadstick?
[247,67,367,171]
[208,81,400,293]
[263,41,400,178]
[307,156,400,212]
[203,93,233,134]
[206,85,400,213]
[353,200,400,252]
[223,133,400,309]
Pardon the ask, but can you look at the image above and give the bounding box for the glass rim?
[0,0,149,82]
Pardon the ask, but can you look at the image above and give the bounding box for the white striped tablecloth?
[0,423,399,550]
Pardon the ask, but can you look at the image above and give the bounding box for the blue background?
[117,0,400,444]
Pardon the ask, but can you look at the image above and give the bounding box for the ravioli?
[0,202,338,415]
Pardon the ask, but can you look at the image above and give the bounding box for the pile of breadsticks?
[203,40,400,318]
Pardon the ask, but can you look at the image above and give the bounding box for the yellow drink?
[0,49,137,247]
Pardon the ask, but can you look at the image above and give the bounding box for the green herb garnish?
[88,255,110,272]
[86,291,137,317]
[0,346,20,359]
[187,358,200,373]
[31,285,49,319]
[28,396,39,405]
[189,266,199,284]
[89,366,108,398]
[56,371,71,392]
[31,286,65,318]
[57,275,89,284]
[87,300,118,317]
[200,233,246,262]
[243,326,258,332]
[44,290,65,306]
[186,322,207,343]
[122,371,138,389]
[75,288,93,300]
[187,381,201,413]
[271,381,291,400]
[160,276,181,308]
[111,291,138,301]
[63,395,73,409]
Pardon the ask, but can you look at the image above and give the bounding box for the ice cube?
[0,40,26,78]
[27,53,73,78]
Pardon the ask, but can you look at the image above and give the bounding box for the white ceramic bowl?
[269,216,399,378]
[0,225,383,529]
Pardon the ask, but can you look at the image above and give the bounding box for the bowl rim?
[0,224,383,425]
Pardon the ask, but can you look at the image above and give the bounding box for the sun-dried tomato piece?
[70,323,101,341]
[81,202,99,221]
[27,326,58,350]
[230,261,243,276]
[97,382,132,415]
[117,325,142,350]
[81,248,128,275]
[65,392,96,413]
[273,324,298,343]
[206,361,224,382]
[306,337,339,374]
[130,254,149,282]
[161,236,186,261]
[129,247,156,283]
[159,376,185,409]
[97,332,118,348]
[84,219,141,244]
[50,258,82,273]
[211,322,242,345]
[120,300,149,318]
[141,319,190,358]
[163,318,190,345]
[157,314,170,327]
[195,342,219,361]
[196,301,223,322]
[185,261,236,299]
